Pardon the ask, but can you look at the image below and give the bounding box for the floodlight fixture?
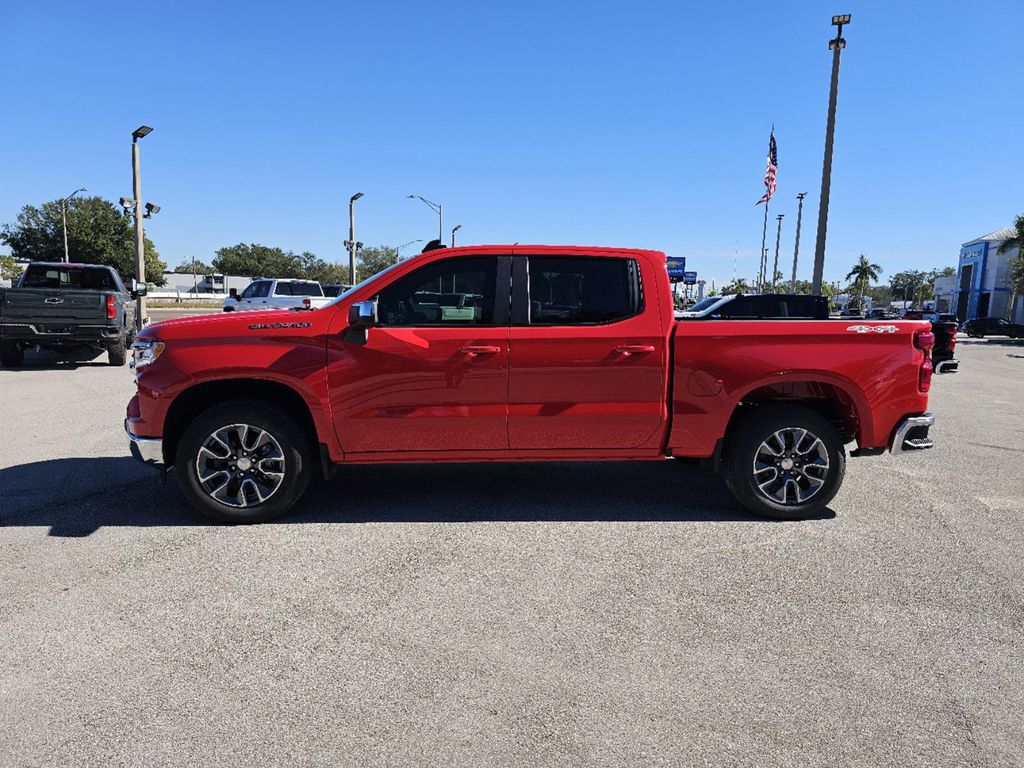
[132,125,153,140]
[831,14,851,25]
[144,202,161,218]
[351,192,364,202]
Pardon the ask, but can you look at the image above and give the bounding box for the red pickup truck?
[126,245,936,523]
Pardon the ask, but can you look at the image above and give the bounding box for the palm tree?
[845,255,883,314]
[997,214,1024,321]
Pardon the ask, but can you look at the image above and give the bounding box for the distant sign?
[683,271,698,285]
[666,257,686,281]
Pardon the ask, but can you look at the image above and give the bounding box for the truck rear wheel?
[108,334,127,366]
[1,342,24,368]
[175,400,312,523]
[723,405,845,520]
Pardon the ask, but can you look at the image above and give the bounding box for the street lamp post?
[790,192,807,292]
[407,195,442,242]
[811,14,851,296]
[451,224,462,247]
[772,214,784,292]
[396,239,423,260]
[59,187,87,263]
[345,192,364,285]
[131,125,153,325]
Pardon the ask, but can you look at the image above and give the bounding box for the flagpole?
[759,198,769,293]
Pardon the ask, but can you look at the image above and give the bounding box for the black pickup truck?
[0,262,144,367]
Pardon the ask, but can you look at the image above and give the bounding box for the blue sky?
[2,0,1020,287]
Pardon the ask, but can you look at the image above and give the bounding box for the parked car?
[678,293,830,320]
[962,317,1023,338]
[1,262,143,367]
[869,308,901,320]
[903,310,960,373]
[323,283,353,298]
[126,245,936,524]
[222,278,332,311]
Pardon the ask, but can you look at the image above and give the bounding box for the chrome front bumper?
[892,412,935,453]
[125,419,164,468]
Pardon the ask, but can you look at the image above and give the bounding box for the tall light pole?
[790,192,807,292]
[407,194,442,242]
[59,187,87,263]
[451,224,462,247]
[345,192,364,285]
[771,214,784,292]
[811,14,851,296]
[131,125,153,325]
[396,239,423,260]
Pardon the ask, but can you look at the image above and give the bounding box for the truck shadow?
[0,347,111,371]
[0,456,834,537]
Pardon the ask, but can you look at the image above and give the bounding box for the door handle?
[460,345,501,356]
[615,344,656,355]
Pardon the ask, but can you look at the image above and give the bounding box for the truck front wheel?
[175,400,312,523]
[723,405,845,520]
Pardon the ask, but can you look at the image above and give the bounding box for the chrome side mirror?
[348,300,378,328]
[131,279,148,298]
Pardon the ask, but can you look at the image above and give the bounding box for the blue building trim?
[956,241,988,319]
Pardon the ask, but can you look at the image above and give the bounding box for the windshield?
[323,259,409,308]
[686,296,725,313]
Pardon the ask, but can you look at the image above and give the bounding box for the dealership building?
[950,227,1022,323]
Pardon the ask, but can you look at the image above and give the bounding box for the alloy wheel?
[195,423,286,508]
[751,427,831,506]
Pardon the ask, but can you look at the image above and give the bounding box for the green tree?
[173,257,213,275]
[212,243,302,278]
[845,255,882,312]
[1,255,24,281]
[356,245,401,280]
[720,277,752,295]
[997,214,1024,321]
[0,196,165,285]
[295,251,347,284]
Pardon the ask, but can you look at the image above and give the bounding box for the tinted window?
[377,257,497,326]
[527,257,639,325]
[277,282,323,297]
[22,265,116,291]
[254,281,272,298]
[240,282,258,299]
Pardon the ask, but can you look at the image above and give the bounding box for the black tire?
[223,306,234,312]
[722,405,846,521]
[175,400,312,523]
[0,342,24,368]
[107,333,127,366]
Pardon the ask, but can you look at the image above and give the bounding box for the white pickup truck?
[222,278,333,312]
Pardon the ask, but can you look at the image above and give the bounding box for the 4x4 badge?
[846,324,899,333]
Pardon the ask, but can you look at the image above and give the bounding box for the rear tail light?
[946,325,957,350]
[914,329,934,392]
[106,294,117,319]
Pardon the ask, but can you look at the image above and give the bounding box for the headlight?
[130,340,166,369]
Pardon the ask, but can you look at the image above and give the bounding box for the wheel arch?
[163,379,322,466]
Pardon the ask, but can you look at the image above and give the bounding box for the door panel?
[328,255,512,454]
[508,254,668,450]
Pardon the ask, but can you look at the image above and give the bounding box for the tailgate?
[1,288,108,324]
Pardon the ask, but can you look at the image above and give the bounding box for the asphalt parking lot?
[1,338,1022,767]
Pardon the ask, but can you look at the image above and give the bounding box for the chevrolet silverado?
[126,245,936,523]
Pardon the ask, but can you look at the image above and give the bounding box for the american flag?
[756,130,778,205]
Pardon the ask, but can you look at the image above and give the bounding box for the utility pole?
[759,202,770,292]
[346,192,364,285]
[451,224,462,247]
[131,126,153,325]
[811,14,851,296]
[772,214,784,292]
[791,192,807,292]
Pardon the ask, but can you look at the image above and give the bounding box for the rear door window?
[525,257,641,325]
